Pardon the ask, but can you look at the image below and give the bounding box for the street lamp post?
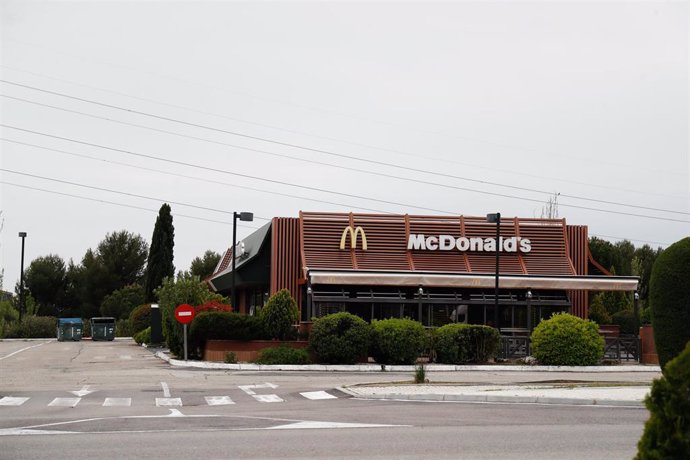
[634,292,640,335]
[486,213,500,330]
[231,212,253,310]
[18,232,27,321]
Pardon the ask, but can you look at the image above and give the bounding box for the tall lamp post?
[18,232,27,321]
[486,213,500,330]
[231,212,253,310]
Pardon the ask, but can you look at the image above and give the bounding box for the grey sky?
[1,1,688,291]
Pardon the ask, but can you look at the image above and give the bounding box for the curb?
[337,387,645,407]
[153,352,661,373]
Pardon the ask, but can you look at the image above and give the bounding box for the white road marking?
[70,386,94,397]
[167,409,185,417]
[252,394,284,403]
[205,396,235,406]
[103,398,131,407]
[48,398,81,407]
[156,398,182,407]
[0,341,53,361]
[267,421,408,430]
[300,391,337,400]
[119,355,132,360]
[0,397,30,406]
[160,381,171,397]
[238,383,278,396]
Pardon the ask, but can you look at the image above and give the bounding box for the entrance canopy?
[308,269,639,292]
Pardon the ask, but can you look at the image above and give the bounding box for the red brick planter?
[204,340,309,362]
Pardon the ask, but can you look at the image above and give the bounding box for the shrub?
[650,237,690,368]
[128,304,152,335]
[611,308,637,335]
[370,318,426,365]
[433,324,500,364]
[100,283,145,319]
[134,327,151,345]
[414,364,426,384]
[0,299,19,338]
[309,312,370,364]
[588,294,612,325]
[155,275,225,358]
[259,289,299,340]
[530,313,604,366]
[5,316,57,338]
[255,346,310,365]
[188,311,268,359]
[636,341,690,459]
[224,352,237,364]
[115,318,132,337]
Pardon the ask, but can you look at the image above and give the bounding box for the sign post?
[174,304,196,362]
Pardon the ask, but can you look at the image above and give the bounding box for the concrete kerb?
[153,351,661,373]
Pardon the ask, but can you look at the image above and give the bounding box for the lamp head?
[486,213,501,223]
[238,212,253,222]
[18,232,27,237]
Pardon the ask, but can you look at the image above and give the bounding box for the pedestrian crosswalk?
[0,389,341,409]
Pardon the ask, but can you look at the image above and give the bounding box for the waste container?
[57,318,83,342]
[91,317,116,341]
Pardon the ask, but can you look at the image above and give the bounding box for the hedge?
[188,311,268,359]
[309,312,370,364]
[254,346,311,365]
[530,313,604,366]
[433,324,500,364]
[650,237,690,368]
[370,318,427,365]
[5,316,57,338]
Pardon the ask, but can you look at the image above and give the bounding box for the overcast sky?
[1,0,688,291]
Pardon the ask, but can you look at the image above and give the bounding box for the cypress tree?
[144,203,175,301]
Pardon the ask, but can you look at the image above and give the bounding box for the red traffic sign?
[174,304,196,324]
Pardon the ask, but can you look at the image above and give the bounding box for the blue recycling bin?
[57,318,83,341]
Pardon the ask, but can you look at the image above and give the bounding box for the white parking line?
[205,396,235,406]
[0,397,30,406]
[252,394,284,403]
[103,398,131,407]
[300,391,338,400]
[0,341,52,361]
[48,398,81,407]
[155,398,182,407]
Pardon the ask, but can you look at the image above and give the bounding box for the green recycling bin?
[57,318,83,342]
[91,317,116,341]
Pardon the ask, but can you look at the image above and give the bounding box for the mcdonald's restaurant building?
[208,212,639,333]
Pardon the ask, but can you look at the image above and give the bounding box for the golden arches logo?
[339,226,368,250]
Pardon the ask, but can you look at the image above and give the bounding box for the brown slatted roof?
[300,212,577,277]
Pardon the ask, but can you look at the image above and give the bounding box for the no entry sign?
[174,304,196,324]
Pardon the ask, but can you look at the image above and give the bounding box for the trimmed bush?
[650,237,690,368]
[5,316,57,338]
[255,346,311,365]
[259,289,299,340]
[309,312,370,364]
[128,303,152,335]
[636,341,690,458]
[433,324,500,364]
[530,313,604,366]
[115,318,132,337]
[134,327,151,345]
[611,308,637,335]
[370,318,426,365]
[188,311,268,359]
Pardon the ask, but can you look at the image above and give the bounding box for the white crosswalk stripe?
[0,397,30,406]
[155,397,182,407]
[252,394,284,403]
[48,397,81,407]
[205,396,235,406]
[300,391,338,400]
[103,398,131,407]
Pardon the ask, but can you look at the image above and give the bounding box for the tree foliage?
[259,289,299,340]
[144,204,175,301]
[649,237,690,368]
[100,284,145,319]
[189,250,221,279]
[24,254,67,316]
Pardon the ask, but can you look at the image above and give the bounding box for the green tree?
[588,294,612,325]
[614,240,636,277]
[155,273,224,357]
[589,237,620,274]
[650,237,690,368]
[189,250,221,279]
[599,267,631,316]
[67,231,148,318]
[100,284,145,319]
[144,204,175,301]
[259,289,299,340]
[23,254,67,316]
